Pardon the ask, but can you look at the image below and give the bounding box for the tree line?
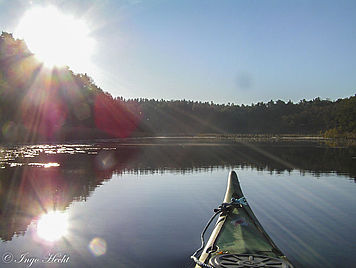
[0,31,355,142]
[133,96,356,137]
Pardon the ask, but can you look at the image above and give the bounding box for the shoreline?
[1,134,355,147]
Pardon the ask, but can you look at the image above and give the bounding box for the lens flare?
[89,237,107,256]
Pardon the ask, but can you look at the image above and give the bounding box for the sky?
[0,0,355,105]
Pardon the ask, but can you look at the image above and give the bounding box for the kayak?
[192,171,294,268]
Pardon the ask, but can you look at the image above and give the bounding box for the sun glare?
[37,211,69,242]
[15,6,95,71]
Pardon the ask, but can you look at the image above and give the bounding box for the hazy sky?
[1,0,355,104]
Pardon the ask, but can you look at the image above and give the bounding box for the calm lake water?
[0,139,355,268]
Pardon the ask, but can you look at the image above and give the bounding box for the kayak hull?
[195,171,293,267]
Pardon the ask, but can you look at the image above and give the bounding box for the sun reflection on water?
[37,211,68,242]
[28,162,60,168]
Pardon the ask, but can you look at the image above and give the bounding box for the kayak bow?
[192,171,294,268]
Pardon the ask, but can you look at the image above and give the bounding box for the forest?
[0,31,355,143]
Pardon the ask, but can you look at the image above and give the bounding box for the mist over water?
[0,141,355,267]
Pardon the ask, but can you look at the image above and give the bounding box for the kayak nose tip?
[230,170,237,178]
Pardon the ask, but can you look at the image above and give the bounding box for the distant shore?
[1,134,356,147]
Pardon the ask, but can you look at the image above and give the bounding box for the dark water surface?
[0,140,355,268]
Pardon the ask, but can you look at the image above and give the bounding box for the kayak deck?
[195,171,293,267]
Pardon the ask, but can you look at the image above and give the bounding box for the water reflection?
[37,211,68,242]
[0,142,355,177]
[0,141,355,268]
[0,145,139,242]
[0,141,355,243]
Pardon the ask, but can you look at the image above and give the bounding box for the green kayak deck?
[195,171,293,268]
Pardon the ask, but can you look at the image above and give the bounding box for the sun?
[15,6,95,71]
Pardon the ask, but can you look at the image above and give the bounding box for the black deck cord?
[191,202,235,268]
